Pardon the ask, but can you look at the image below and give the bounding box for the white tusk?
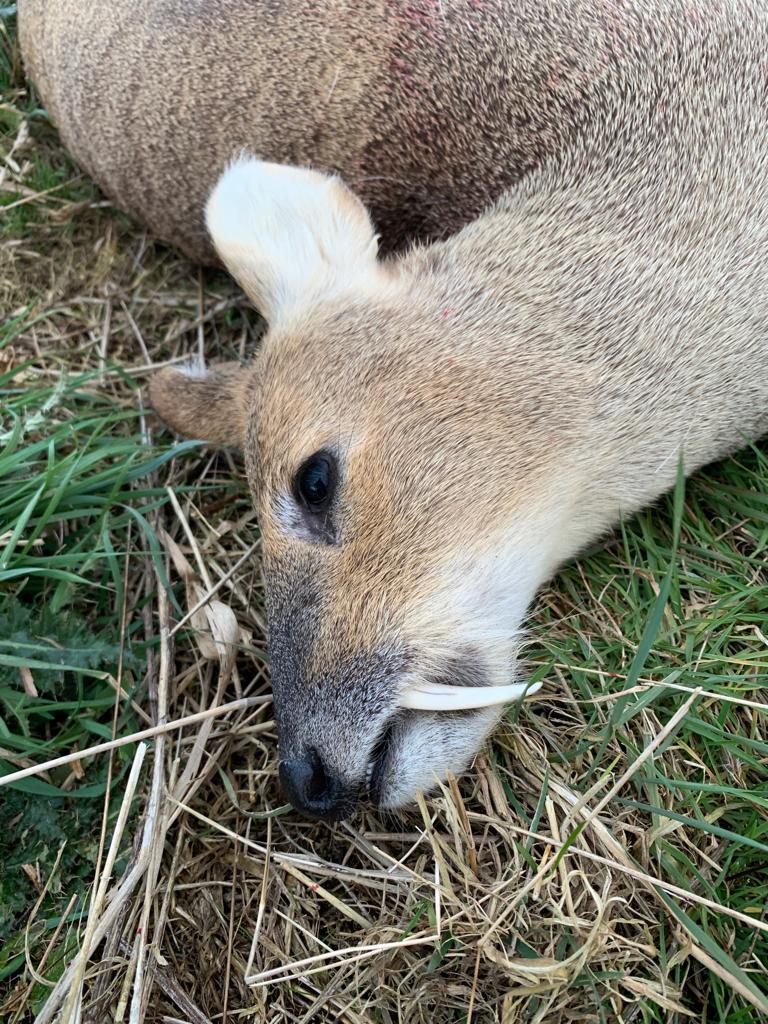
[398,679,544,712]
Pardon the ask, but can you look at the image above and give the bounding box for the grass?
[1,5,767,1021]
[0,367,185,997]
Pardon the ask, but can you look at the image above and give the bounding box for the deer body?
[21,0,634,262]
[20,0,768,817]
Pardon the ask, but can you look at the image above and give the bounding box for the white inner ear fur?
[205,157,384,323]
[175,356,209,380]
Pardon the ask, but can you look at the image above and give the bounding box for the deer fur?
[19,0,768,815]
[18,0,603,262]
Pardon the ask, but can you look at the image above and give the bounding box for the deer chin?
[366,704,506,810]
[365,669,541,808]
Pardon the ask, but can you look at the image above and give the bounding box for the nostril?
[304,748,329,802]
[279,750,354,821]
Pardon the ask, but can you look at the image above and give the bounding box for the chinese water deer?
[20,0,768,820]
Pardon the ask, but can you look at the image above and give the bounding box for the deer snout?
[279,749,359,821]
[269,625,537,816]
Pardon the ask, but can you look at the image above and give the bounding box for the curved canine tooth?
[399,679,543,712]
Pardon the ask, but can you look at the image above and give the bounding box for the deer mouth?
[366,717,400,806]
[365,664,543,807]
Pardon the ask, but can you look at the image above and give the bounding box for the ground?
[1,7,767,1023]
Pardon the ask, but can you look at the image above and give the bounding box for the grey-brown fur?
[21,0,612,262]
[19,0,768,816]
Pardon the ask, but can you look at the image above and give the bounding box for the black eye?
[294,452,336,512]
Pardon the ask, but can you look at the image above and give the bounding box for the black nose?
[278,749,356,821]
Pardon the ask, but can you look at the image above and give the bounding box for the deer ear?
[147,360,254,446]
[205,157,381,322]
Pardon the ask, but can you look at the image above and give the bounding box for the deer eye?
[294,452,336,512]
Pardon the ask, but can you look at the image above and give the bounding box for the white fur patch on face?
[205,157,384,323]
[405,535,545,697]
[404,498,580,699]
[272,490,322,545]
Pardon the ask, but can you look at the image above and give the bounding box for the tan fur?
[148,361,255,446]
[20,0,768,814]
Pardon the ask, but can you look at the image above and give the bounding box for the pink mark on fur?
[384,0,442,91]
[404,0,443,16]
[389,51,419,91]
[546,55,568,91]
[441,308,456,319]
[401,3,440,43]
[598,0,638,62]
